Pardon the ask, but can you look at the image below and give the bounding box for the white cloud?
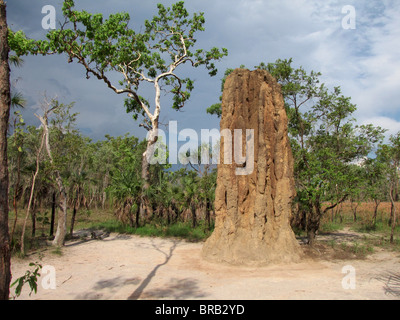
[7,0,400,141]
[283,0,400,137]
[360,116,400,139]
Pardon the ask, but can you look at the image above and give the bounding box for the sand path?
[10,230,400,300]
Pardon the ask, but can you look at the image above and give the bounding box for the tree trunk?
[307,202,322,246]
[10,149,21,243]
[21,128,46,254]
[140,125,158,223]
[71,208,77,231]
[166,206,170,225]
[205,199,212,231]
[389,185,396,244]
[37,109,68,247]
[171,203,179,223]
[70,189,79,237]
[135,202,140,228]
[350,200,359,222]
[373,199,380,225]
[0,0,11,300]
[191,203,197,229]
[102,171,109,210]
[52,187,67,247]
[31,198,36,238]
[50,191,56,237]
[306,194,348,245]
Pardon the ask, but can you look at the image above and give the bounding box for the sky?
[6,0,400,143]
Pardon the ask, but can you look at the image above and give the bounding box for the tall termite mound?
[202,69,301,265]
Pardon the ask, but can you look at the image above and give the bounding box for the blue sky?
[6,0,400,142]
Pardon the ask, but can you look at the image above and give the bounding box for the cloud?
[360,116,400,141]
[281,0,400,136]
[6,0,400,143]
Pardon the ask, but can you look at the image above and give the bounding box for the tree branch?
[323,194,349,214]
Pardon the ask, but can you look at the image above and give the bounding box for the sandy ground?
[10,229,400,300]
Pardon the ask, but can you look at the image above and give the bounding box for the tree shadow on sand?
[374,271,400,298]
[76,276,142,300]
[139,277,207,299]
[127,239,208,300]
[127,239,179,300]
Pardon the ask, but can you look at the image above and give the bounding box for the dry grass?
[9,201,400,256]
[322,201,400,223]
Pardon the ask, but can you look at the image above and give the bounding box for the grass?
[319,221,344,233]
[51,247,63,256]
[9,206,213,257]
[8,201,400,256]
[91,220,213,242]
[342,242,374,257]
[319,202,400,253]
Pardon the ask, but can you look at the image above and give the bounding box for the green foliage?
[11,262,42,298]
[206,103,222,118]
[9,1,228,123]
[206,67,237,118]
[95,220,212,242]
[11,91,27,109]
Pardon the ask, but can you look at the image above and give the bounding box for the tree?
[8,111,26,244]
[106,134,145,227]
[181,143,217,230]
[20,116,46,254]
[24,98,75,248]
[206,67,238,118]
[9,0,228,219]
[292,86,384,245]
[363,157,387,225]
[9,55,26,109]
[0,0,11,300]
[377,133,400,243]
[181,171,200,229]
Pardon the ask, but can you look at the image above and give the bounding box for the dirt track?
[10,230,400,300]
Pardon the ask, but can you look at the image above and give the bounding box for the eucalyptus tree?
[290,84,385,244]
[20,122,47,254]
[199,168,217,230]
[181,171,200,228]
[31,99,69,247]
[9,0,228,217]
[67,135,92,237]
[377,133,400,243]
[181,144,217,230]
[268,60,383,244]
[0,0,11,300]
[8,111,26,243]
[363,156,388,225]
[8,57,27,239]
[106,135,145,227]
[148,171,175,225]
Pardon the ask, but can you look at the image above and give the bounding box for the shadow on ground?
[375,271,400,297]
[297,230,364,246]
[138,277,208,299]
[75,276,142,300]
[127,239,208,300]
[127,239,177,300]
